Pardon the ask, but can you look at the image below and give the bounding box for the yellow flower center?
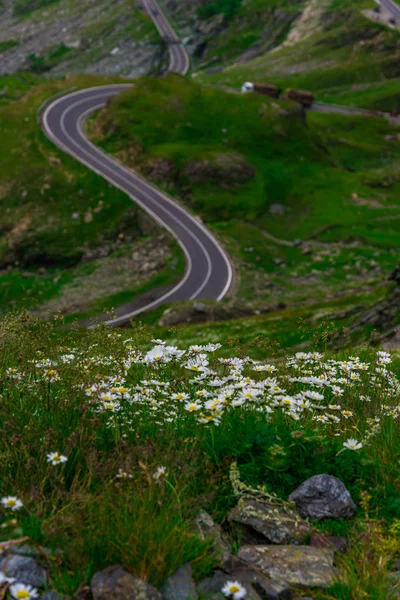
[6,499,16,507]
[16,591,30,599]
[229,586,240,593]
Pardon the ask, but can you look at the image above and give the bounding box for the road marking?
[41,0,232,325]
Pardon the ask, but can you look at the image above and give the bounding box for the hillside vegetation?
[91,74,400,340]
[1,315,400,599]
[0,75,183,321]
[199,0,400,112]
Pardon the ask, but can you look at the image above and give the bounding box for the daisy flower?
[222,581,247,600]
[1,496,23,511]
[47,452,68,465]
[343,439,363,450]
[153,466,168,481]
[116,468,133,479]
[9,583,39,599]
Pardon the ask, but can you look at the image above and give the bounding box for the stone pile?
[0,474,380,600]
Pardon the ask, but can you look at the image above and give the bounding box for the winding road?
[41,0,232,327]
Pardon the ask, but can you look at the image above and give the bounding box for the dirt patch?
[35,235,172,318]
[6,215,32,250]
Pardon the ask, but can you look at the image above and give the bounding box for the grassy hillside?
[91,74,400,336]
[198,0,400,112]
[0,75,183,320]
[1,315,400,598]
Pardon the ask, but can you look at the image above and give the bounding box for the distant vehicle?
[253,83,281,98]
[241,82,255,93]
[151,8,159,16]
[389,16,396,24]
[284,88,315,108]
[373,5,380,12]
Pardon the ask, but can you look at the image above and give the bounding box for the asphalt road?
[41,0,232,326]
[379,0,400,20]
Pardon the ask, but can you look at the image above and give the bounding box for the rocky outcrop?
[228,497,311,545]
[288,474,356,521]
[0,0,154,76]
[183,153,255,185]
[238,545,336,588]
[91,566,162,600]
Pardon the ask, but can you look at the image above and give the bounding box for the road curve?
[41,0,232,327]
[378,0,400,20]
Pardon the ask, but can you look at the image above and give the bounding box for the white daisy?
[222,581,247,600]
[9,583,39,599]
[343,438,363,450]
[1,496,23,511]
[47,452,68,465]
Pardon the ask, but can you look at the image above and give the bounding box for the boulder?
[288,474,356,520]
[161,563,197,600]
[91,565,162,600]
[238,545,336,588]
[0,553,47,588]
[228,497,310,545]
[41,593,67,600]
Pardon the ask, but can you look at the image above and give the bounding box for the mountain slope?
[0,0,156,77]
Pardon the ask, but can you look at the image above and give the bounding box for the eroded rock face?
[91,566,162,600]
[288,474,356,520]
[238,545,336,588]
[228,497,311,545]
[161,563,198,600]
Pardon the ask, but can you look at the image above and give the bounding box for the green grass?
[92,74,400,331]
[0,39,19,52]
[1,316,400,598]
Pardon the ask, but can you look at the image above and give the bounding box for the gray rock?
[161,563,197,600]
[0,553,47,588]
[238,545,336,588]
[228,497,310,545]
[269,204,285,215]
[41,593,67,600]
[288,474,356,520]
[229,570,291,600]
[91,565,162,600]
[195,510,231,561]
[198,568,291,600]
